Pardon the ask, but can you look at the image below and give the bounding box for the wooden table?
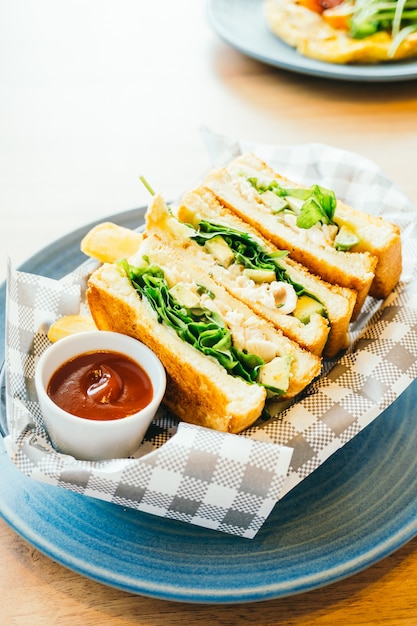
[1,1,417,623]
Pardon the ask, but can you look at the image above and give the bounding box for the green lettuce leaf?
[192,220,325,309]
[119,259,265,386]
[246,177,337,229]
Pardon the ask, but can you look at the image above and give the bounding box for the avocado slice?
[204,235,235,268]
[169,282,200,308]
[293,295,326,325]
[334,225,360,251]
[243,268,276,283]
[258,355,292,394]
[262,191,289,213]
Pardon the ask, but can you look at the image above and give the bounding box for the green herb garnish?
[296,185,337,229]
[139,175,156,197]
[246,177,337,229]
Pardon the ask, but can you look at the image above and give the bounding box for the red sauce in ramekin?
[47,350,153,421]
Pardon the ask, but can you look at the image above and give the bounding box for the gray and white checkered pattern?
[4,139,417,537]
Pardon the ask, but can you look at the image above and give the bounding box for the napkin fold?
[4,133,417,537]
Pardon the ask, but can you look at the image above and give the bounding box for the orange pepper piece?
[297,0,324,14]
[322,5,352,30]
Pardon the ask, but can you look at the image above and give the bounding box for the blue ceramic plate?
[207,0,417,82]
[1,208,417,604]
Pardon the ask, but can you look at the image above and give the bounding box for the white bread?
[145,189,357,358]
[87,236,322,433]
[204,153,399,319]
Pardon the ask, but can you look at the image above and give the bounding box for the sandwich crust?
[264,0,417,64]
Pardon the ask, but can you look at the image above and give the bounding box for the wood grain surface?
[2,519,417,625]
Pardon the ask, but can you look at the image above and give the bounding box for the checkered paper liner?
[4,139,417,538]
[4,260,293,539]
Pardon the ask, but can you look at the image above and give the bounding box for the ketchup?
[47,350,154,421]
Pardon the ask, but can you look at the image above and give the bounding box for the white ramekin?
[35,330,166,461]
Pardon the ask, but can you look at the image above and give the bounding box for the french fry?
[48,315,97,343]
[81,222,143,263]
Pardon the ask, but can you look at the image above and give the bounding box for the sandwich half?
[87,234,322,433]
[204,153,402,317]
[145,189,357,358]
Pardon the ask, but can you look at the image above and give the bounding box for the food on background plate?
[86,234,322,433]
[144,189,357,358]
[264,0,417,64]
[204,153,402,318]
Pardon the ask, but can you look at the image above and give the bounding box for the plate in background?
[207,0,417,82]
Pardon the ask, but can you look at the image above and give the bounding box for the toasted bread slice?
[87,236,322,432]
[204,153,392,318]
